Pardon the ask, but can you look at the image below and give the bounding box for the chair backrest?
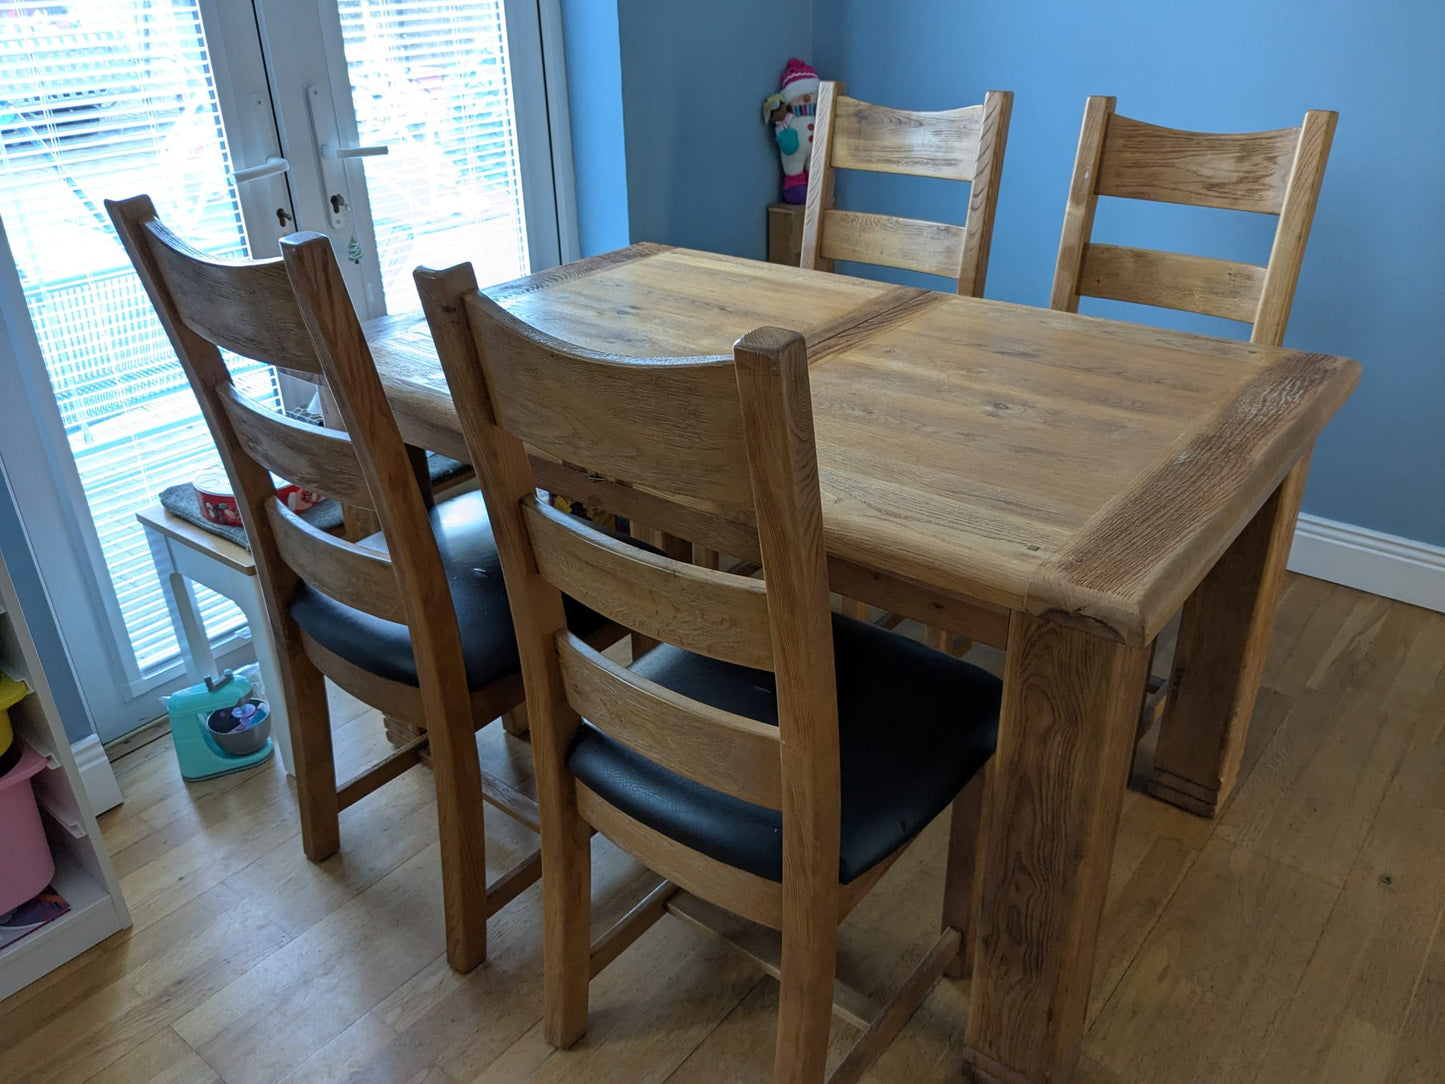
[416,263,841,896]
[107,196,466,694]
[800,80,1013,297]
[1050,96,1337,346]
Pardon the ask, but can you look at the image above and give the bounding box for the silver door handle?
[230,156,290,184]
[321,144,389,160]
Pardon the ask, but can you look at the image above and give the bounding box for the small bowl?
[206,698,272,757]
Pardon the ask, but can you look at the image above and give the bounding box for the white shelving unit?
[0,486,129,1001]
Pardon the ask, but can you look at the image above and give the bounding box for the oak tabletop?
[369,243,1359,647]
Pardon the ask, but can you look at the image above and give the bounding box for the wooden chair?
[417,263,1003,1082]
[1051,95,1337,347]
[1049,97,1337,731]
[801,81,1013,296]
[107,196,565,974]
[802,80,1012,652]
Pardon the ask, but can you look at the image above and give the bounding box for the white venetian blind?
[0,2,281,673]
[337,0,530,310]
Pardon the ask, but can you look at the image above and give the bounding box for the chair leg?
[942,765,989,980]
[543,797,593,1048]
[775,899,838,1082]
[423,694,492,973]
[501,702,529,737]
[839,598,869,621]
[288,655,340,862]
[924,626,950,652]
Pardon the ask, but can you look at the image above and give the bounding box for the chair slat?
[832,97,983,181]
[219,385,375,509]
[557,632,781,808]
[1096,115,1300,214]
[465,293,756,521]
[530,456,762,564]
[267,499,406,623]
[523,497,773,670]
[819,210,967,279]
[1077,244,1266,324]
[142,218,321,372]
[576,782,783,929]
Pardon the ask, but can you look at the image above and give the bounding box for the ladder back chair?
[800,80,1013,297]
[417,263,1003,1083]
[108,196,563,973]
[1051,95,1337,347]
[803,80,1013,652]
[1048,97,1337,735]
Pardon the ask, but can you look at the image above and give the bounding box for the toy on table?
[165,669,274,780]
[762,58,821,204]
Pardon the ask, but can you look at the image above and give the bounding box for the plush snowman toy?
[763,58,821,204]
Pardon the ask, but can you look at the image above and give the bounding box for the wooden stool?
[136,504,294,775]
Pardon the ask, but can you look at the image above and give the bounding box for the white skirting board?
[71,733,124,815]
[1288,513,1445,614]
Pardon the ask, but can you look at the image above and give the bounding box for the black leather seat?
[290,490,609,690]
[568,614,1001,884]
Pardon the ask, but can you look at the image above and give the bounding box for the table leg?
[234,585,294,776]
[964,612,1150,1083]
[143,530,215,683]
[1149,456,1310,818]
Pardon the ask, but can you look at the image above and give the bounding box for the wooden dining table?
[366,242,1358,1083]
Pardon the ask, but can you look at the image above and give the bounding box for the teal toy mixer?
[166,669,274,780]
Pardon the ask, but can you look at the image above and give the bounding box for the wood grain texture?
[218,385,375,508]
[768,202,805,267]
[1076,244,1266,324]
[1253,110,1338,346]
[525,498,773,669]
[137,214,321,373]
[1149,455,1311,814]
[556,632,782,807]
[1051,97,1337,349]
[576,782,784,929]
[266,499,404,623]
[376,245,1358,655]
[416,261,594,1046]
[1050,95,1114,314]
[831,95,985,181]
[108,197,525,981]
[1026,355,1355,644]
[819,210,966,279]
[11,576,1441,1083]
[966,613,1152,1083]
[1095,114,1302,213]
[733,327,844,1081]
[135,503,255,576]
[802,82,1012,295]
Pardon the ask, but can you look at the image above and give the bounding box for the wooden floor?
[1,573,1442,1082]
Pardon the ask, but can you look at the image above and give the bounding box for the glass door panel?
[335,0,531,309]
[0,1,282,675]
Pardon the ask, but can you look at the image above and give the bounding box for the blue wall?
[811,0,1445,546]
[610,1,812,259]
[562,0,1444,546]
[560,0,630,255]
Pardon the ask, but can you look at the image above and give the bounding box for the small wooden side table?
[767,202,804,266]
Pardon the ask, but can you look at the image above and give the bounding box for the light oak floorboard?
[4,576,1443,1082]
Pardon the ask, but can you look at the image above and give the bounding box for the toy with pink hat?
[762,58,821,204]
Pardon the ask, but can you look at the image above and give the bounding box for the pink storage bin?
[0,741,54,915]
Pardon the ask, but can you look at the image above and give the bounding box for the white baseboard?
[1288,513,1445,614]
[71,734,123,815]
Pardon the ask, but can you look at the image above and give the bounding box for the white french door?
[0,0,570,740]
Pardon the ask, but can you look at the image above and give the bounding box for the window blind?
[337,0,530,309]
[0,3,278,674]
